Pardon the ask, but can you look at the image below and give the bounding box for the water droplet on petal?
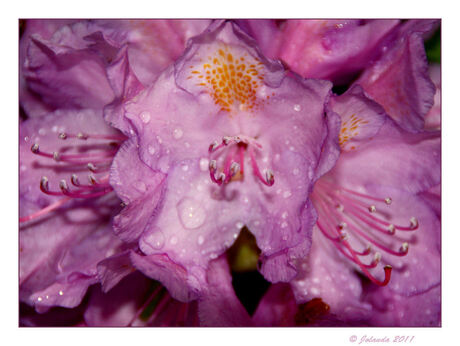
[281,211,288,219]
[173,128,183,139]
[181,164,189,171]
[281,222,288,229]
[236,221,244,229]
[294,104,301,111]
[177,197,206,229]
[293,168,299,176]
[146,231,165,249]
[210,253,218,259]
[133,181,146,192]
[140,111,151,124]
[199,158,209,171]
[59,290,64,296]
[38,128,46,136]
[170,236,178,245]
[197,235,204,245]
[148,145,156,155]
[283,190,292,198]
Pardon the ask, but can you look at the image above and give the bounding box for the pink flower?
[109,20,340,299]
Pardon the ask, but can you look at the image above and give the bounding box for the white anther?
[210,141,219,152]
[340,231,349,241]
[234,136,242,143]
[59,180,68,191]
[336,204,344,212]
[410,217,418,229]
[40,177,49,191]
[71,174,80,186]
[31,144,39,153]
[265,169,274,184]
[77,132,88,140]
[218,172,226,182]
[387,224,396,235]
[400,242,409,254]
[368,205,377,213]
[88,174,97,185]
[53,152,60,161]
[209,160,217,171]
[87,163,97,172]
[338,222,347,230]
[58,133,67,140]
[373,252,382,263]
[222,136,232,145]
[385,197,392,205]
[230,162,240,175]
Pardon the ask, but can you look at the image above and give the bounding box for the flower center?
[207,135,274,186]
[20,131,126,223]
[311,179,418,286]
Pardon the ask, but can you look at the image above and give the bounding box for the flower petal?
[198,256,252,326]
[355,20,438,132]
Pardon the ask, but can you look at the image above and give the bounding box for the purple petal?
[113,21,339,283]
[197,256,252,326]
[252,283,298,326]
[130,251,199,302]
[110,139,166,243]
[84,271,152,326]
[355,20,438,132]
[275,20,399,83]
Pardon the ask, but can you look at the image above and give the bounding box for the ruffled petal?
[110,139,166,243]
[355,20,438,132]
[24,29,116,110]
[130,252,200,302]
[331,119,440,195]
[330,84,386,152]
[275,20,399,83]
[113,21,339,284]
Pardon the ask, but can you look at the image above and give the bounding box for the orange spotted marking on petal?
[188,44,270,114]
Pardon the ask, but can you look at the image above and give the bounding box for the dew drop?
[133,181,146,192]
[51,125,59,133]
[38,128,46,136]
[20,164,27,172]
[283,190,292,198]
[148,145,156,155]
[173,128,183,139]
[281,222,288,229]
[177,197,206,229]
[140,111,151,124]
[170,236,178,245]
[24,136,30,142]
[199,158,209,172]
[210,253,218,259]
[236,221,244,229]
[59,290,63,296]
[197,235,204,245]
[146,231,165,249]
[281,211,288,219]
[293,168,299,176]
[37,296,43,302]
[294,104,301,112]
[181,164,189,172]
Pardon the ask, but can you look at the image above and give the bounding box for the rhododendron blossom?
[18,19,441,328]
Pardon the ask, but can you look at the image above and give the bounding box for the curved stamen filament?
[19,197,72,223]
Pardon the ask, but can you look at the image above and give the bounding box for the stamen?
[385,197,392,205]
[410,217,418,229]
[388,224,395,235]
[77,132,88,140]
[58,133,67,140]
[368,205,376,213]
[399,242,409,254]
[19,197,72,223]
[31,143,39,153]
